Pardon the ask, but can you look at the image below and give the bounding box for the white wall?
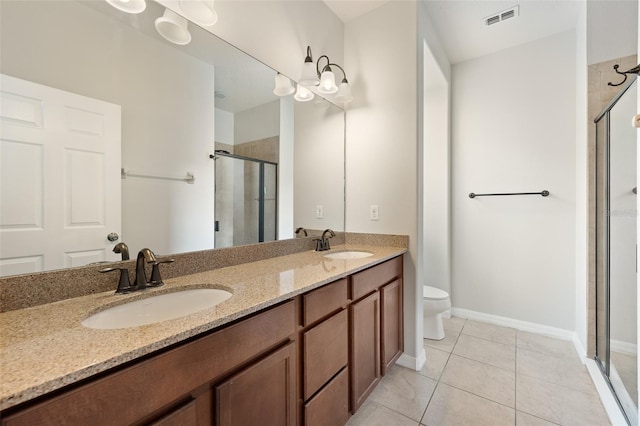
[451,31,577,330]
[575,1,589,356]
[279,98,295,240]
[215,109,234,145]
[234,101,280,145]
[344,1,420,366]
[587,0,638,65]
[294,101,345,231]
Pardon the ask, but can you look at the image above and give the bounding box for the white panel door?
[0,74,121,276]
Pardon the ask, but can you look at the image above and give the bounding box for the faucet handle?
[100,267,133,294]
[313,238,324,252]
[148,258,175,287]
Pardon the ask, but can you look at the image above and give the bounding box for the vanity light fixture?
[105,0,146,14]
[273,73,295,96]
[294,84,314,102]
[179,0,218,27]
[272,46,353,103]
[155,8,192,45]
[300,46,353,103]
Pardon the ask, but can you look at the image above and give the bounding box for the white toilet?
[423,286,451,340]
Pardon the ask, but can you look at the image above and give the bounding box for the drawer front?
[303,309,348,399]
[3,300,296,426]
[304,367,350,426]
[351,256,402,301]
[303,278,348,326]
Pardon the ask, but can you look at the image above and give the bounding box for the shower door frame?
[214,151,278,245]
[593,75,637,426]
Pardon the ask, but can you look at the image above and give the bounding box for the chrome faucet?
[315,229,336,251]
[113,242,130,260]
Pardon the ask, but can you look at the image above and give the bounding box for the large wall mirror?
[0,0,345,277]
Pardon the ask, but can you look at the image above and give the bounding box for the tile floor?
[347,317,612,426]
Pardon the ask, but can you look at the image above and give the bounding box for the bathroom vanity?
[0,245,404,425]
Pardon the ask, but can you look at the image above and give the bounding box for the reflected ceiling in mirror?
[0,0,345,277]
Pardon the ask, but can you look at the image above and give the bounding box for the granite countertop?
[0,244,406,411]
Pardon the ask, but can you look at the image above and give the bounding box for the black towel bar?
[468,190,550,199]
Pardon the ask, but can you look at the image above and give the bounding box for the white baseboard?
[397,347,426,371]
[611,339,638,356]
[585,359,631,426]
[451,307,588,362]
[451,307,575,340]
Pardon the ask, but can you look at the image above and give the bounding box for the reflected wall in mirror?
[0,0,345,277]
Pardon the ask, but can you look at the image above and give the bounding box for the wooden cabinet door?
[216,342,296,426]
[381,278,403,375]
[349,291,380,413]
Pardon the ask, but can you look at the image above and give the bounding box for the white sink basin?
[82,288,232,329]
[324,250,373,260]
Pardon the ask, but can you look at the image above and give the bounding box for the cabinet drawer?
[304,367,350,426]
[303,278,348,326]
[351,256,402,301]
[304,309,348,399]
[3,300,296,426]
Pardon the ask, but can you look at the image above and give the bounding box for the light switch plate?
[316,205,323,219]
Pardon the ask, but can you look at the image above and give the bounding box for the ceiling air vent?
[484,5,519,26]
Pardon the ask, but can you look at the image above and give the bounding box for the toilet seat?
[423,285,449,300]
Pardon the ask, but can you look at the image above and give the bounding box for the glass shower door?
[595,78,638,425]
[609,79,637,424]
[214,153,277,248]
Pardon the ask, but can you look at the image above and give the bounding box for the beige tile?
[369,365,437,422]
[346,400,418,426]
[516,331,579,360]
[439,354,515,407]
[443,316,466,334]
[516,375,610,426]
[422,383,515,426]
[453,333,516,371]
[517,348,596,395]
[461,320,516,346]
[516,410,559,426]
[424,329,459,353]
[419,346,450,380]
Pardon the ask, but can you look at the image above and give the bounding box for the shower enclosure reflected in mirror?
[594,76,638,426]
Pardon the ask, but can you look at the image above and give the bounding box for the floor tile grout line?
[372,401,425,425]
[438,380,517,411]
[515,370,601,397]
[515,409,562,426]
[515,336,518,416]
[420,319,464,425]
[448,352,516,374]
